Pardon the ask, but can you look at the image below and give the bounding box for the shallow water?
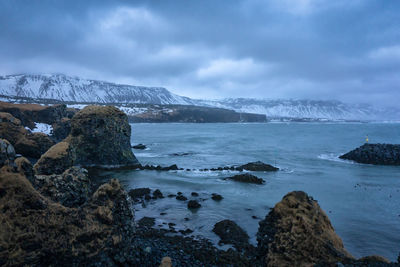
[98,122,400,261]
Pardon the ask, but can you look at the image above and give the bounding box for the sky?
[0,0,399,106]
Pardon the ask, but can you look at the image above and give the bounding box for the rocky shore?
[0,102,399,266]
[340,143,400,165]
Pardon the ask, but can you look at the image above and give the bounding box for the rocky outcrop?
[51,117,71,141]
[340,143,400,165]
[0,140,136,266]
[0,112,55,158]
[226,173,265,184]
[257,191,353,266]
[213,220,249,250]
[33,167,91,207]
[239,161,279,172]
[34,105,139,174]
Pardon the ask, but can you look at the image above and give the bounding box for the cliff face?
[34,105,139,174]
[340,143,400,165]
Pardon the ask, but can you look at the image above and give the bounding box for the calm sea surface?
[98,122,400,261]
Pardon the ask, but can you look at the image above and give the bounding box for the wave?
[318,153,355,164]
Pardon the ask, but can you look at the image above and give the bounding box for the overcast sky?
[0,0,399,106]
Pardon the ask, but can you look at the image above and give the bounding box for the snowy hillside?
[196,98,399,121]
[0,74,195,105]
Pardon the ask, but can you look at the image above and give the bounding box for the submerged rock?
[132,143,146,149]
[340,143,400,165]
[153,189,164,199]
[34,105,140,174]
[257,191,353,266]
[187,200,201,209]
[176,195,187,201]
[213,220,249,249]
[226,173,265,184]
[128,187,151,201]
[211,193,223,201]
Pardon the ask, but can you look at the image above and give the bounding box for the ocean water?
[98,122,400,261]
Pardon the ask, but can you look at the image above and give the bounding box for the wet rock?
[257,191,353,266]
[188,200,201,209]
[213,220,249,249]
[132,143,146,150]
[167,194,176,198]
[128,187,151,201]
[179,229,194,235]
[340,143,400,165]
[138,217,156,229]
[176,195,187,201]
[239,161,279,171]
[153,189,164,199]
[211,193,223,201]
[191,192,199,197]
[142,164,179,171]
[33,167,91,207]
[226,173,265,184]
[34,105,140,174]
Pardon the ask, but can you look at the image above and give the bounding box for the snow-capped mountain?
[0,74,398,121]
[0,74,195,105]
[198,98,399,121]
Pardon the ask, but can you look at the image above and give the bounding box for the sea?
[98,122,400,261]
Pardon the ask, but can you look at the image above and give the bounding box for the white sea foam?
[318,153,355,164]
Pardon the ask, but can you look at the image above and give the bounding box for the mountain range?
[0,74,398,121]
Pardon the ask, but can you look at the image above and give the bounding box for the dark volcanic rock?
[257,191,353,266]
[187,200,201,209]
[33,167,91,207]
[239,161,279,171]
[153,189,164,199]
[227,173,265,184]
[213,220,249,249]
[340,143,400,165]
[191,192,199,197]
[132,143,146,149]
[128,187,151,200]
[51,117,71,141]
[176,195,187,201]
[211,193,223,201]
[34,105,140,174]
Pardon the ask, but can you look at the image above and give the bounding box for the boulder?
[213,220,249,249]
[176,195,187,201]
[239,161,279,172]
[153,189,164,199]
[257,191,353,266]
[211,193,223,201]
[128,187,151,201]
[339,143,400,165]
[33,167,91,207]
[226,173,265,184]
[34,105,140,174]
[187,200,201,209]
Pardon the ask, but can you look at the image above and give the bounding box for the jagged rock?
[226,173,265,184]
[239,161,279,171]
[132,143,146,149]
[211,193,223,201]
[0,138,15,167]
[0,146,136,266]
[34,105,140,174]
[340,143,400,165]
[213,220,249,249]
[187,200,201,209]
[257,191,353,266]
[33,167,91,207]
[0,112,55,158]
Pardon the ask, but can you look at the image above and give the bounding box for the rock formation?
[226,173,265,184]
[0,112,55,158]
[239,161,279,171]
[340,143,400,165]
[34,105,139,174]
[0,140,136,266]
[257,191,353,266]
[213,220,249,250]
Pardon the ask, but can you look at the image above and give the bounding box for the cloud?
[0,0,399,107]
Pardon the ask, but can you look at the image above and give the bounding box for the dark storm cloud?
[0,0,399,106]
